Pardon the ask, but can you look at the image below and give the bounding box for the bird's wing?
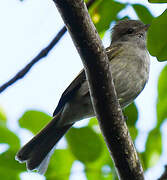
[105,43,124,61]
[53,43,123,116]
[53,69,86,116]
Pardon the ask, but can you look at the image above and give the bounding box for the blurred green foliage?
[149,0,167,3]
[66,127,103,163]
[19,110,52,134]
[0,109,25,180]
[90,0,126,36]
[1,0,167,179]
[132,4,154,24]
[157,65,167,126]
[147,10,167,61]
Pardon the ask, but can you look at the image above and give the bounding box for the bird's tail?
[16,112,73,174]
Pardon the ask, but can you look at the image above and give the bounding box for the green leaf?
[139,152,148,171]
[0,109,23,178]
[85,136,117,180]
[19,110,52,134]
[143,129,162,169]
[148,0,167,3]
[86,167,113,180]
[0,150,25,180]
[147,10,167,61]
[128,126,138,141]
[90,0,126,34]
[124,103,138,126]
[157,65,167,126]
[132,4,154,24]
[0,108,20,150]
[157,65,167,100]
[46,149,75,180]
[88,117,98,127]
[123,103,138,140]
[85,146,111,179]
[0,107,7,124]
[66,127,103,163]
[0,126,20,150]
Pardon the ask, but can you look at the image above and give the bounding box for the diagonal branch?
[0,0,95,94]
[0,27,66,93]
[53,0,144,180]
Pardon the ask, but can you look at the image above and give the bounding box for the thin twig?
[0,0,95,94]
[0,27,66,93]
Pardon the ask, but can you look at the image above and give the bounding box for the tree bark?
[53,0,144,179]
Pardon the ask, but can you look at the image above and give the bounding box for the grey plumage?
[16,20,150,174]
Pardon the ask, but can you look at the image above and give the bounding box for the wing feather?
[53,43,123,116]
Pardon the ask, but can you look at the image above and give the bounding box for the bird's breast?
[110,45,150,108]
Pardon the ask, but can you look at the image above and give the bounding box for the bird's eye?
[127,28,134,34]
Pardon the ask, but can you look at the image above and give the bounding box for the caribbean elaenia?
[16,20,150,174]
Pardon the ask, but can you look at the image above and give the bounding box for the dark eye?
[127,28,134,34]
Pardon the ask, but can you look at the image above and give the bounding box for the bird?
[16,19,150,174]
